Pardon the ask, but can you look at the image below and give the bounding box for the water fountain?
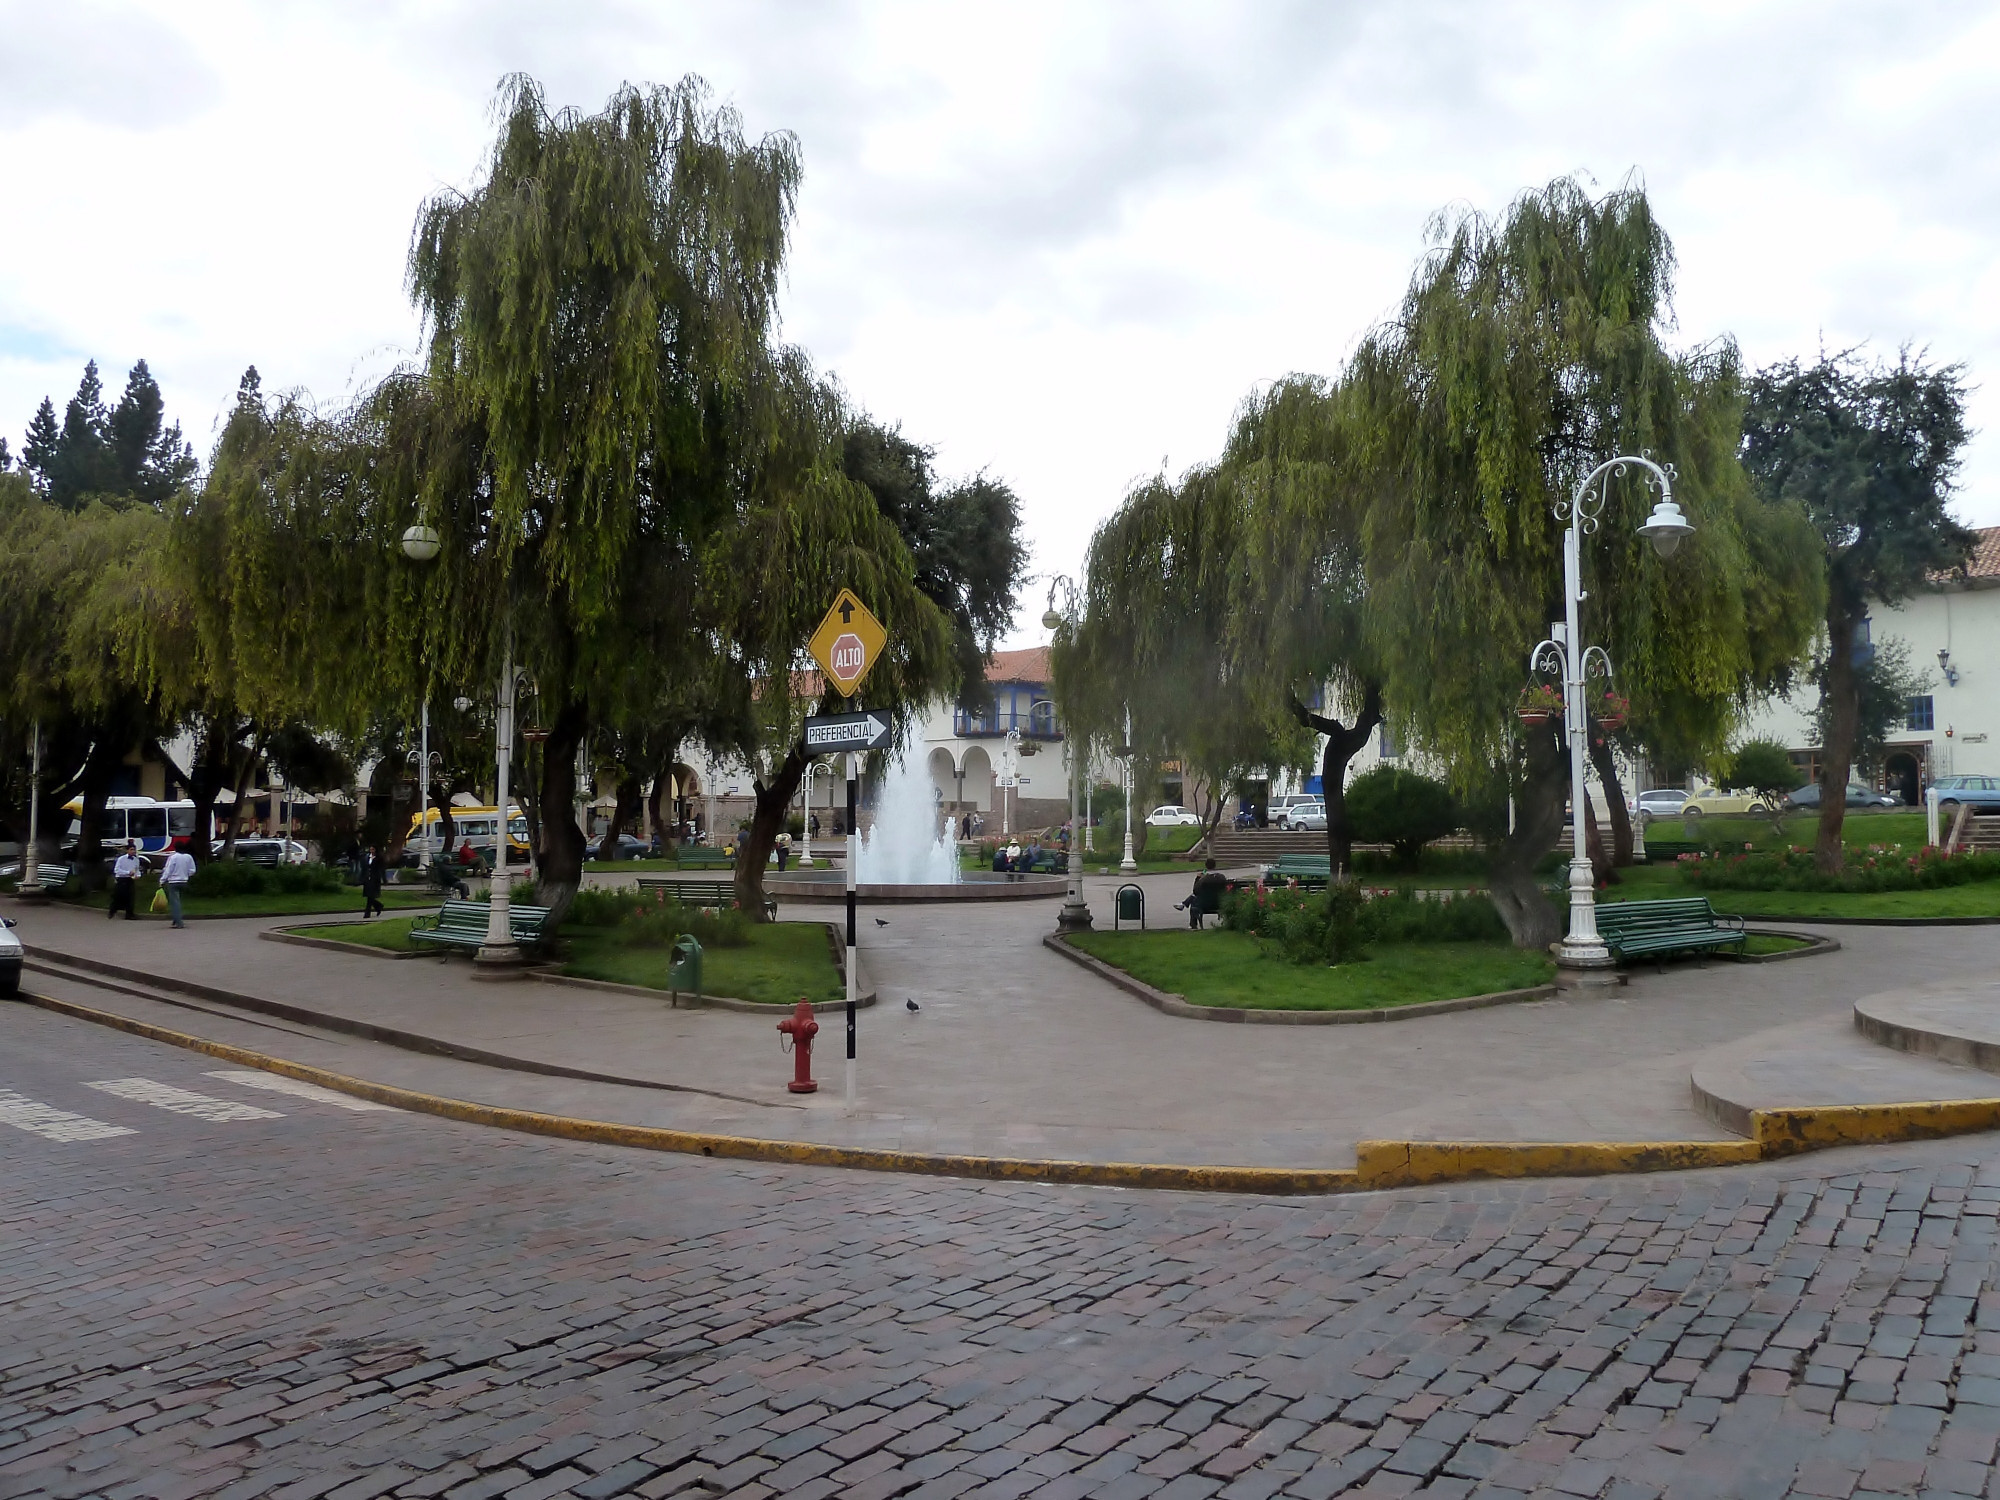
[857,748,960,885]
[769,744,1067,903]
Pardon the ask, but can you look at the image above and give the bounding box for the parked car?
[0,915,20,998]
[223,837,311,867]
[1677,786,1771,817]
[1782,783,1900,812]
[1270,794,1319,828]
[1630,788,1689,818]
[1290,802,1328,832]
[584,833,652,861]
[1931,775,2000,816]
[1145,805,1201,827]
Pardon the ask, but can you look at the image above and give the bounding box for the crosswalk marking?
[204,1070,395,1112]
[0,1089,137,1142]
[84,1078,283,1122]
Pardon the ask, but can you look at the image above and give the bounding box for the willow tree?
[348,75,817,914]
[1055,466,1305,853]
[1349,178,1821,947]
[1226,375,1385,876]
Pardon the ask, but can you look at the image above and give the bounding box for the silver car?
[1290,802,1328,831]
[1631,789,1689,818]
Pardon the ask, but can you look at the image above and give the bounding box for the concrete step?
[1689,1011,2000,1136]
[1855,979,2000,1072]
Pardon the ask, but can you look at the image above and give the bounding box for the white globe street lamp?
[1531,455,1693,973]
[1043,584,1092,933]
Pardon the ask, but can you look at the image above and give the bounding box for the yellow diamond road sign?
[809,589,887,698]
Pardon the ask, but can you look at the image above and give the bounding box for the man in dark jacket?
[1183,859,1230,929]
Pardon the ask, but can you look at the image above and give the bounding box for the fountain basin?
[768,870,1068,903]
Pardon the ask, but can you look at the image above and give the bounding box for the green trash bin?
[1114,883,1145,931]
[669,935,702,1007]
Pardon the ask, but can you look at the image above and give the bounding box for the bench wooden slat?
[410,899,552,951]
[1596,897,1744,963]
[635,875,777,920]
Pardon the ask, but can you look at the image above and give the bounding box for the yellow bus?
[407,806,530,861]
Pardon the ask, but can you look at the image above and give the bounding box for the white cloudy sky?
[4,0,1997,638]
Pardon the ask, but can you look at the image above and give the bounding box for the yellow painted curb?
[1753,1097,2000,1154]
[1355,1138,1765,1189]
[26,989,2000,1196]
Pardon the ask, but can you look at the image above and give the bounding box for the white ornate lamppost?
[1531,456,1694,972]
[799,760,817,868]
[1119,707,1137,874]
[1042,580,1092,933]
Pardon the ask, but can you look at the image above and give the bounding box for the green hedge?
[1677,844,2000,894]
[186,860,345,898]
[1220,883,1508,965]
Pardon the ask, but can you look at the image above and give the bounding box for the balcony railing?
[954,706,1064,739]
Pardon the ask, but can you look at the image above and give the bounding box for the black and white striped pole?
[845,747,859,1111]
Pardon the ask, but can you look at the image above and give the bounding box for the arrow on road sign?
[804,709,893,752]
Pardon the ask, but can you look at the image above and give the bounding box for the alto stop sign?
[829,632,867,685]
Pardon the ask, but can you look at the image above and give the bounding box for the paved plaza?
[9,1001,2000,1499]
[11,875,2000,1170]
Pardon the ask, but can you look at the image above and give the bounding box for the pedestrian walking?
[108,842,144,920]
[160,846,196,929]
[361,846,385,918]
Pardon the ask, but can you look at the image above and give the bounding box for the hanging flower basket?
[1516,684,1564,725]
[1594,691,1631,733]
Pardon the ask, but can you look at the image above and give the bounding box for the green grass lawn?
[292,916,426,950]
[1644,810,1928,852]
[1606,861,2000,919]
[295,915,843,1003]
[1069,929,1555,1011]
[561,921,842,1004]
[70,886,436,918]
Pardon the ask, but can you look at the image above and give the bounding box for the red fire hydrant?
[776,998,819,1094]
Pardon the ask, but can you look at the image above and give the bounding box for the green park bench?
[1642,840,1706,861]
[29,863,72,891]
[1262,854,1331,890]
[673,847,734,869]
[1595,897,1745,966]
[409,899,552,953]
[636,874,777,921]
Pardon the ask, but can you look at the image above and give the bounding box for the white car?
[0,915,21,998]
[1631,789,1689,818]
[1290,802,1328,831]
[1270,794,1318,828]
[1145,805,1201,827]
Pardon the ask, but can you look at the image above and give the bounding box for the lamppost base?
[1057,901,1094,933]
[472,942,525,978]
[1552,942,1622,992]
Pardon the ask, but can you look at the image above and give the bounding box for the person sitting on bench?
[1179,859,1230,928]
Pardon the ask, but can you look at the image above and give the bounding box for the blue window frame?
[1907,695,1935,732]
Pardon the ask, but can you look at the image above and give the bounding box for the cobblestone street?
[9,1003,2000,1500]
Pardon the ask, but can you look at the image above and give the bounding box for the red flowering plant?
[1516,683,1565,724]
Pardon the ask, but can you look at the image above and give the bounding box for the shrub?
[562,886,749,947]
[1221,883,1507,963]
[186,860,344,898]
[1346,766,1459,868]
[1679,843,2000,894]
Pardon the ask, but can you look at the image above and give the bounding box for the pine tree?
[0,436,11,471]
[22,399,60,494]
[51,361,117,508]
[107,359,197,506]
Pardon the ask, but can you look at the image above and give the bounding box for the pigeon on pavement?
[905,998,921,1013]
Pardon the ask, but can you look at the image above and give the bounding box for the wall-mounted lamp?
[1939,648,1959,687]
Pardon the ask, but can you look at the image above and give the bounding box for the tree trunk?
[1292,683,1383,881]
[738,744,808,923]
[73,732,129,889]
[1488,728,1569,950]
[219,738,266,857]
[1586,730,1634,867]
[532,700,590,922]
[186,717,248,862]
[601,772,644,861]
[1815,604,1860,873]
[646,754,678,853]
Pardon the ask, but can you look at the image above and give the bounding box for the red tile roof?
[1967,526,2000,581]
[986,646,1051,683]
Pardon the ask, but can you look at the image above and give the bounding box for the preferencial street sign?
[803,709,893,752]
[808,589,887,697]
